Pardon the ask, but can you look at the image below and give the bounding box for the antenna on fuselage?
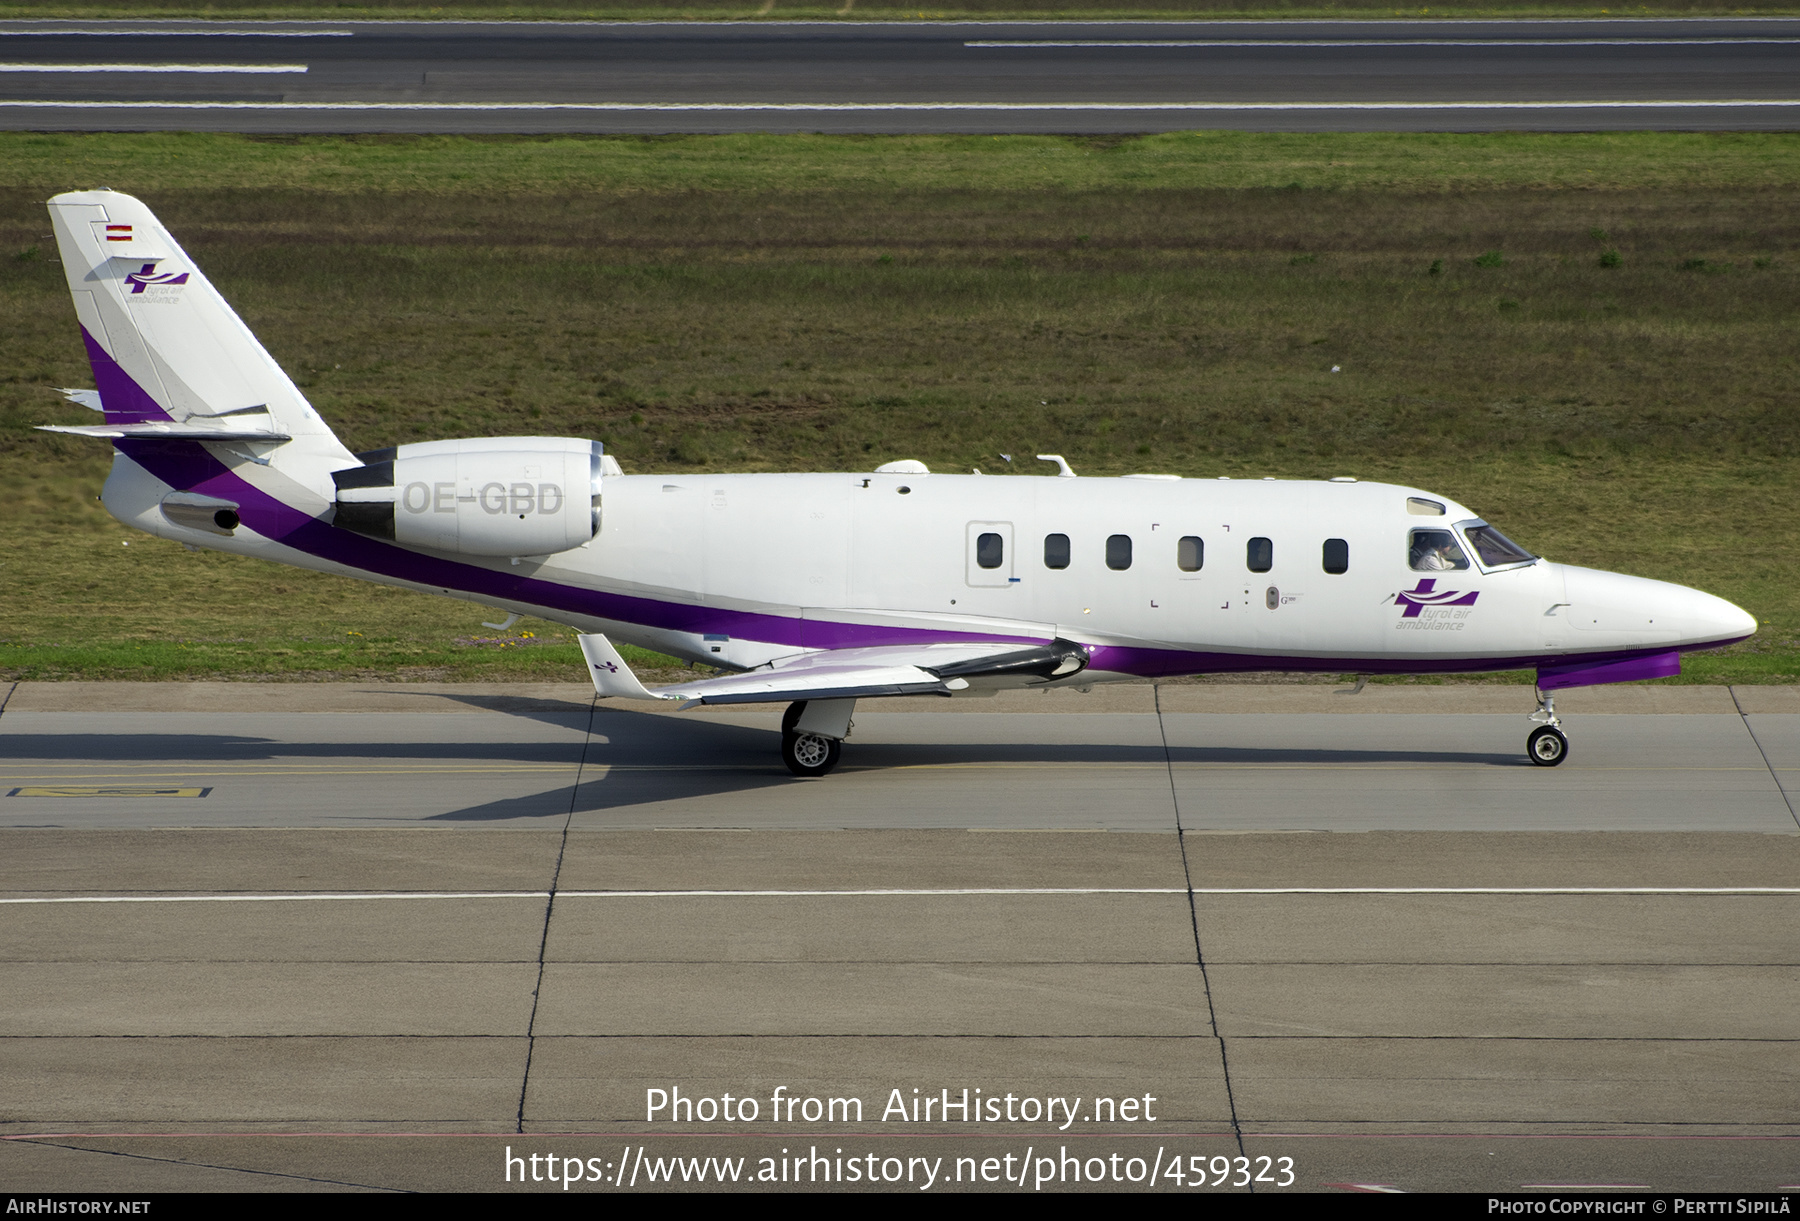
[1037,454,1076,478]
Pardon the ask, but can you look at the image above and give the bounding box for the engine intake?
[331,436,604,558]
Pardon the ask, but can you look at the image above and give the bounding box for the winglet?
[578,633,680,701]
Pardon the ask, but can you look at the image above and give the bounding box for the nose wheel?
[1527,725,1569,766]
[781,700,844,777]
[1527,688,1569,767]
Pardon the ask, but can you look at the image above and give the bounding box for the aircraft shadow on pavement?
[0,721,1526,774]
[424,705,1531,820]
[0,704,1531,824]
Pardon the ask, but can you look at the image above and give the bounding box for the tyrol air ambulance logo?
[1393,579,1479,631]
[123,260,189,303]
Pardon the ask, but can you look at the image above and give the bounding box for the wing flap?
[660,664,949,705]
[578,634,1089,707]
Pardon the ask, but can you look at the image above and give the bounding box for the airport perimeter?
[1,681,1796,1192]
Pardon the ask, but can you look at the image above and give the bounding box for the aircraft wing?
[578,633,1088,707]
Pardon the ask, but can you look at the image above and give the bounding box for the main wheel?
[782,729,842,777]
[1527,725,1569,767]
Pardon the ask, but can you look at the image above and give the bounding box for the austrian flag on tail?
[104,223,131,242]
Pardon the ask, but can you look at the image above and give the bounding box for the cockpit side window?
[1463,524,1536,568]
[1409,529,1470,572]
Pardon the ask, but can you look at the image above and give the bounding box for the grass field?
[3,131,1796,684]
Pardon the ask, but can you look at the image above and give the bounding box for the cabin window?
[1106,534,1133,570]
[1246,537,1273,573]
[1464,524,1535,568]
[1410,529,1470,572]
[1178,536,1203,572]
[976,532,1004,570]
[1322,538,1349,574]
[1044,533,1070,569]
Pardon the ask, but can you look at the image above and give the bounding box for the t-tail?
[43,190,609,582]
[46,190,358,493]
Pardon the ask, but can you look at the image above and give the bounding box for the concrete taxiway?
[4,19,1800,133]
[1,681,1796,1193]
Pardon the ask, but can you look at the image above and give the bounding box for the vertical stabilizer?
[47,190,356,483]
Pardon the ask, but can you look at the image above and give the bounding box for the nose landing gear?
[1527,688,1568,767]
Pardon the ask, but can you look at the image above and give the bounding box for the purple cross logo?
[594,661,619,674]
[1395,578,1479,619]
[123,261,190,295]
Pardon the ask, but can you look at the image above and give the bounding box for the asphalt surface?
[1,682,1797,1193]
[4,682,1800,832]
[3,18,1800,132]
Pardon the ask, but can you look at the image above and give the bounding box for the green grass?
[4,132,1798,684]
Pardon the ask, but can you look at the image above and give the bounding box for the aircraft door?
[966,521,1016,588]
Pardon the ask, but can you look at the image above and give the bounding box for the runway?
[3,18,1800,132]
[2,681,1797,1192]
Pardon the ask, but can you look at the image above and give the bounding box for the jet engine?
[330,437,606,558]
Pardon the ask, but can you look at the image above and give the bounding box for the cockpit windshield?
[1462,524,1536,568]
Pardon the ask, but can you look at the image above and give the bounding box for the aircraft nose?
[1558,565,1756,646]
[1637,577,1755,646]
[1703,593,1758,644]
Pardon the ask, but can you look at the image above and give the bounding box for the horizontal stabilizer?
[57,388,103,413]
[38,421,291,442]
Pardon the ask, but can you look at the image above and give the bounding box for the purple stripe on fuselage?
[1538,650,1682,690]
[116,437,1038,654]
[1084,637,1742,681]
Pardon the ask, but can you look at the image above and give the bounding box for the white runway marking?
[3,886,1796,905]
[0,63,307,73]
[0,28,351,37]
[967,38,1800,47]
[2,99,1798,112]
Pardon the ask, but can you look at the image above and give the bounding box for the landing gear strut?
[1527,687,1569,767]
[781,700,844,777]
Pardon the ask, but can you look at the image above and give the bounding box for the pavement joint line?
[6,15,1800,27]
[515,693,597,1133]
[7,99,1800,111]
[1156,684,1248,1166]
[9,1136,408,1192]
[1730,686,1800,834]
[7,1128,1794,1142]
[4,887,1799,904]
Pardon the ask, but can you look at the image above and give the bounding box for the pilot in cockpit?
[1410,530,1471,572]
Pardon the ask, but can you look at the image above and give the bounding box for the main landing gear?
[1527,687,1569,767]
[781,700,845,778]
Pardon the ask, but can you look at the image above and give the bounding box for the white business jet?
[39,190,1756,776]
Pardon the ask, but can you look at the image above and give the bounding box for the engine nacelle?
[331,437,605,558]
